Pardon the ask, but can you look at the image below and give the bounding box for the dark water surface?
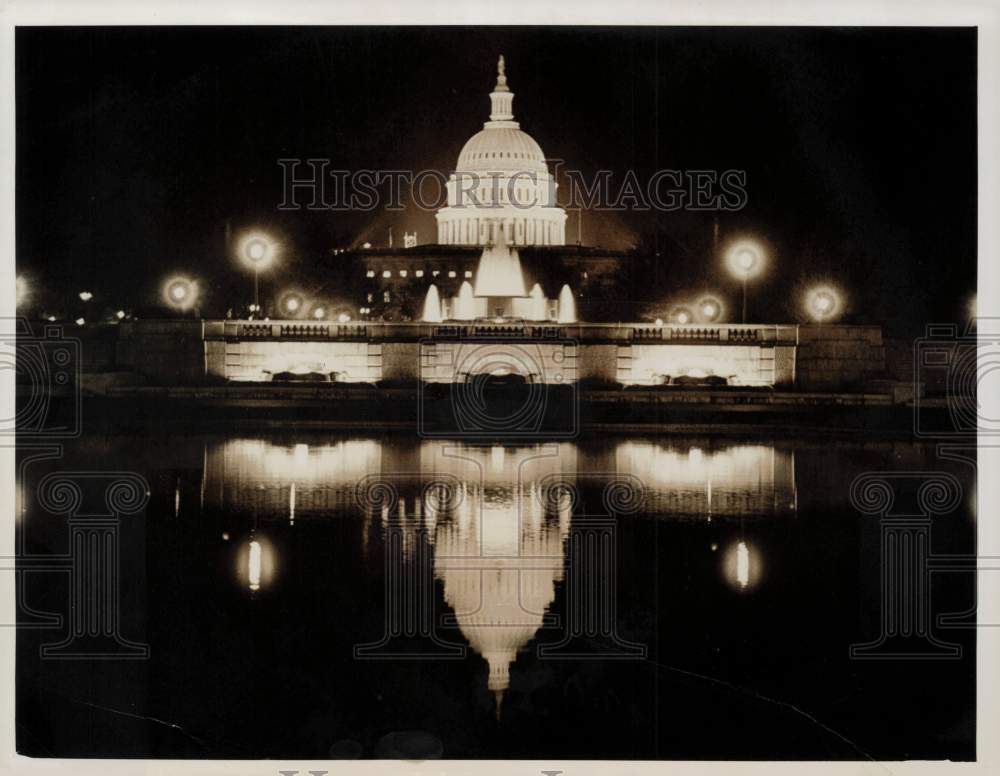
[16,432,976,759]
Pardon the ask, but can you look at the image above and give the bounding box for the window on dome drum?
[448,270,456,278]
[382,270,391,278]
[432,270,440,277]
[366,270,375,278]
[465,270,473,278]
[415,270,424,278]
[400,270,408,278]
[383,291,390,303]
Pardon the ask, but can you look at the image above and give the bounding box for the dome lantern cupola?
[488,55,515,123]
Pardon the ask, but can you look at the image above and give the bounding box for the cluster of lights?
[276,290,356,324]
[656,295,725,326]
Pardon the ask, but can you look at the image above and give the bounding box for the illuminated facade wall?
[420,341,575,384]
[119,320,891,393]
[621,343,796,387]
[207,339,381,382]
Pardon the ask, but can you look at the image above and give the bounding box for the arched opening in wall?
[457,350,540,384]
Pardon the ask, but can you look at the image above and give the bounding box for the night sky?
[16,26,976,334]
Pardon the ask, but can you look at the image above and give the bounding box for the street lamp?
[725,240,766,323]
[671,306,693,325]
[279,292,305,318]
[163,276,198,311]
[697,295,724,323]
[312,306,326,320]
[804,285,842,323]
[238,231,277,318]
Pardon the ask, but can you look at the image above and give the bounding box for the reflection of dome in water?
[437,522,564,715]
[427,446,573,717]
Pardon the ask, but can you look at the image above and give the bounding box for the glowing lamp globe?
[725,240,766,279]
[163,276,198,310]
[805,285,843,322]
[313,307,326,320]
[671,306,694,325]
[697,295,724,323]
[238,231,277,270]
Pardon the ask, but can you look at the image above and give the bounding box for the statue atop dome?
[495,54,509,92]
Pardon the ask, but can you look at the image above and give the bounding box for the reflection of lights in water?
[736,542,749,588]
[174,483,180,517]
[723,540,762,592]
[615,441,796,517]
[289,481,296,525]
[248,540,262,592]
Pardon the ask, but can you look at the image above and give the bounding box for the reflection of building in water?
[418,444,574,716]
[614,441,797,516]
[203,439,382,518]
[203,436,791,710]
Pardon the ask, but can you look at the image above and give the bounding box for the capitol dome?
[456,127,549,175]
[436,56,567,247]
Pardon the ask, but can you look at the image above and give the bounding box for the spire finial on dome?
[495,54,509,92]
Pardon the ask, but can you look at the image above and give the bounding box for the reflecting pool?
[16,433,976,759]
